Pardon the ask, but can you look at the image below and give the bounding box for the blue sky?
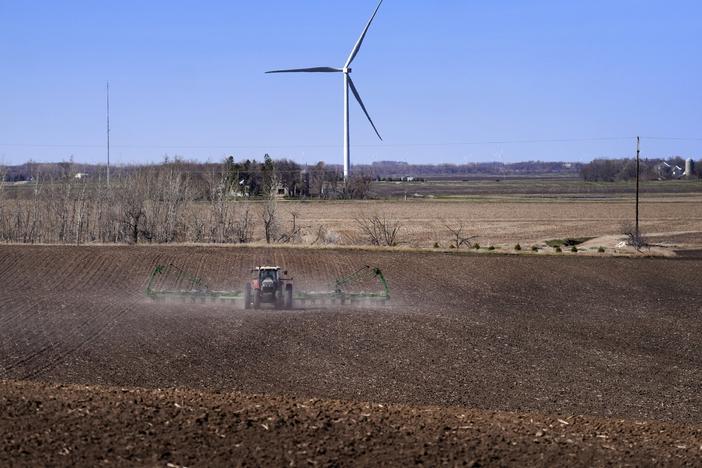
[1,0,700,166]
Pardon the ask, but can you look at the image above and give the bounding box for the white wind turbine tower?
[266,0,384,181]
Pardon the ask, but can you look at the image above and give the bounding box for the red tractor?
[244,266,294,309]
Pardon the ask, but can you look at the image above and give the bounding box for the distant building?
[273,182,289,198]
[74,172,89,179]
[229,179,250,198]
[655,162,671,179]
[656,162,685,180]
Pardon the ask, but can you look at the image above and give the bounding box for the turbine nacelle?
[343,67,352,74]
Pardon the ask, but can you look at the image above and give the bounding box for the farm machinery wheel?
[253,290,261,309]
[244,283,252,309]
[285,284,293,309]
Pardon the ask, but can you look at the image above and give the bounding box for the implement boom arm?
[334,265,389,299]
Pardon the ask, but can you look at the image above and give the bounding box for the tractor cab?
[245,266,293,309]
[258,267,279,282]
[257,267,280,293]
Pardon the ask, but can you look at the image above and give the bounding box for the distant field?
[4,176,702,200]
[282,196,702,250]
[2,177,701,251]
[371,177,702,198]
[293,177,702,251]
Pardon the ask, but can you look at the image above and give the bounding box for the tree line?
[0,156,377,245]
[2,155,374,200]
[579,157,700,182]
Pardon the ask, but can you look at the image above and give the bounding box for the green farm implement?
[146,263,389,309]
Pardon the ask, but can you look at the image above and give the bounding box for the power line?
[0,136,699,151]
[0,136,642,149]
[639,136,702,142]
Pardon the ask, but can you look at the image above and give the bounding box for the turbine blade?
[348,76,382,141]
[345,0,384,68]
[265,67,343,74]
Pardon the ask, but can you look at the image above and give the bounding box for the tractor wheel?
[285,284,293,309]
[244,283,252,309]
[253,290,261,309]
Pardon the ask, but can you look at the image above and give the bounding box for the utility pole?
[634,137,641,250]
[106,81,111,187]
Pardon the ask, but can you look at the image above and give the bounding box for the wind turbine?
[266,0,384,181]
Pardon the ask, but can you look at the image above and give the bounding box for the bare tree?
[0,167,6,241]
[166,166,190,242]
[310,224,340,245]
[22,174,43,243]
[45,175,73,243]
[260,196,279,244]
[73,179,89,245]
[355,212,403,246]
[235,202,255,243]
[94,174,117,243]
[310,162,327,198]
[261,154,278,198]
[148,164,190,243]
[204,166,236,243]
[276,159,302,196]
[345,173,372,199]
[0,158,314,245]
[444,222,476,249]
[116,171,148,244]
[622,222,648,250]
[0,167,5,203]
[276,210,303,244]
[309,161,342,199]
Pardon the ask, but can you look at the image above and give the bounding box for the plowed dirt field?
[1,245,701,465]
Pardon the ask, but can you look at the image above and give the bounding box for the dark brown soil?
[3,379,701,467]
[675,249,702,258]
[1,245,701,465]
